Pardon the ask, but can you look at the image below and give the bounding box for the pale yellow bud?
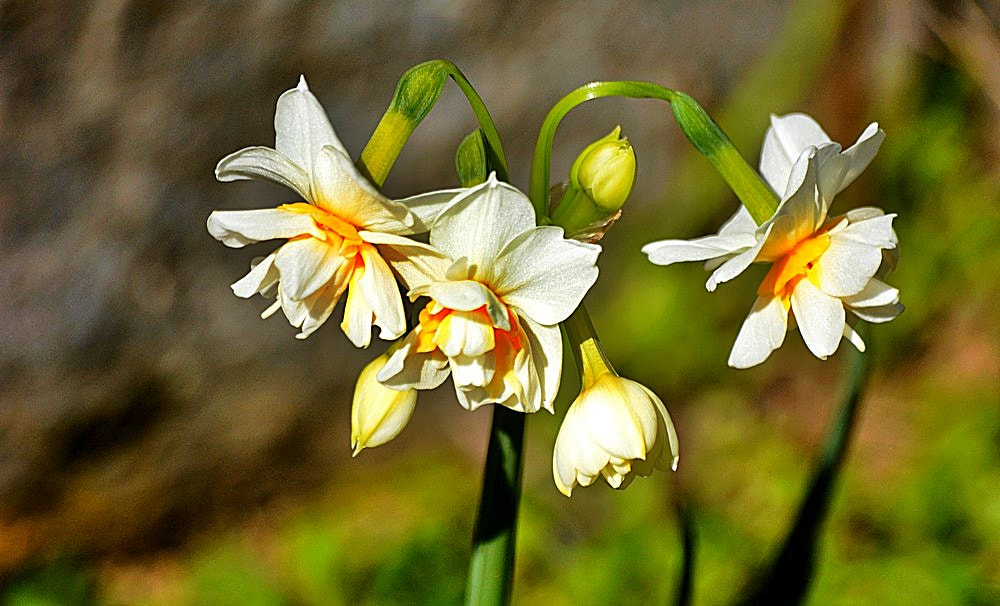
[351,353,417,456]
[572,126,637,212]
[552,371,678,497]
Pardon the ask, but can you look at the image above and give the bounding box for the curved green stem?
[528,81,779,225]
[360,59,508,187]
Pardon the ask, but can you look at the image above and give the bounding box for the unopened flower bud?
[551,126,636,241]
[571,126,636,212]
[351,352,417,456]
[552,371,678,496]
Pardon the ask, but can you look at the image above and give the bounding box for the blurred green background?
[1,1,997,604]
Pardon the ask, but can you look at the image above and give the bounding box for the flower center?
[415,300,522,358]
[280,202,362,244]
[757,233,831,304]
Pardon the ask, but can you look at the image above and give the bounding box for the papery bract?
[374,175,601,413]
[642,113,902,368]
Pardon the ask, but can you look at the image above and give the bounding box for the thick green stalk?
[464,406,525,606]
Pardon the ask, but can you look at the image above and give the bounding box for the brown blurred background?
[1,1,998,604]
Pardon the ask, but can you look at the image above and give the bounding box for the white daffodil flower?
[643,113,902,368]
[372,175,601,413]
[552,372,679,497]
[207,76,459,345]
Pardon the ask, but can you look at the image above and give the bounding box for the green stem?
[528,81,779,225]
[465,406,525,606]
[359,60,509,187]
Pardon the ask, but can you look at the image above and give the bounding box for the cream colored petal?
[358,247,405,341]
[838,213,897,249]
[842,323,866,353]
[518,316,561,413]
[818,122,884,199]
[310,146,415,233]
[842,278,899,309]
[643,233,756,267]
[425,280,510,330]
[395,187,468,233]
[814,236,884,298]
[273,236,344,300]
[791,278,845,360]
[429,174,535,275]
[849,302,904,324]
[728,295,788,369]
[342,268,375,348]
[449,353,496,390]
[491,226,600,325]
[757,152,825,261]
[207,208,322,248]
[378,330,452,390]
[215,146,311,201]
[579,383,649,461]
[706,223,772,291]
[274,75,347,173]
[361,231,452,291]
[759,113,831,193]
[296,282,344,339]
[231,252,278,298]
[643,384,680,471]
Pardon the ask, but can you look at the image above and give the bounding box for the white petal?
[231,252,278,298]
[790,278,845,360]
[215,146,311,201]
[361,231,452,291]
[296,280,346,339]
[207,208,323,248]
[310,147,415,233]
[728,295,788,368]
[718,204,759,235]
[706,223,773,291]
[643,232,756,267]
[395,187,468,233]
[378,331,452,390]
[490,226,600,325]
[274,75,347,173]
[843,323,866,352]
[818,122,884,198]
[814,235,884,297]
[519,317,562,413]
[581,385,649,461]
[273,237,344,300]
[759,113,831,193]
[358,247,405,341]
[429,175,536,275]
[757,152,824,261]
[450,353,496,389]
[842,278,899,309]
[849,302,904,324]
[423,280,509,330]
[837,213,897,248]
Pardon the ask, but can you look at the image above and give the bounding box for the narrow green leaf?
[737,330,871,606]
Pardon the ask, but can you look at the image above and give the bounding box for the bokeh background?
[2,0,998,604]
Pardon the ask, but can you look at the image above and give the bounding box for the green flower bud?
[570,126,636,211]
[551,126,636,241]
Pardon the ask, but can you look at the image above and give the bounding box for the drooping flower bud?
[351,352,417,456]
[554,308,679,496]
[550,126,636,241]
[552,371,679,496]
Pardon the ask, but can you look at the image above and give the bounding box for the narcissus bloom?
[374,175,601,413]
[552,371,679,497]
[351,352,417,456]
[643,113,902,368]
[207,76,439,345]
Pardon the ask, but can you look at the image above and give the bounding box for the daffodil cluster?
[208,75,901,499]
